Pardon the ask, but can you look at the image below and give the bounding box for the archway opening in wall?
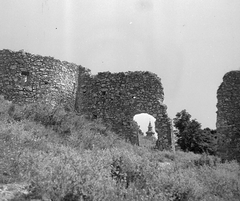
[133,113,157,137]
[133,113,157,147]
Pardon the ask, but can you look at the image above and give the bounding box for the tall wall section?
[216,70,240,162]
[76,71,172,148]
[0,49,88,108]
[0,49,172,148]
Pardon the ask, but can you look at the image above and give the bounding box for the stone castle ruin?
[217,70,240,162]
[0,49,172,149]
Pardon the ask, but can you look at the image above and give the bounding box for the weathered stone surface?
[216,70,240,162]
[0,49,171,148]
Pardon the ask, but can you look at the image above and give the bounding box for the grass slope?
[0,96,239,201]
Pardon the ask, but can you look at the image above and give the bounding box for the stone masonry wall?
[0,49,171,148]
[0,49,87,108]
[216,70,240,162]
[76,71,172,148]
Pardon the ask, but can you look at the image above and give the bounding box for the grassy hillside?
[0,96,239,201]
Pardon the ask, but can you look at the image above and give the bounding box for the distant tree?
[173,110,217,154]
[173,109,191,133]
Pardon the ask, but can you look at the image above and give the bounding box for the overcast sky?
[1,0,240,133]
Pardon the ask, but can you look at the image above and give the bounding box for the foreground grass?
[0,97,240,200]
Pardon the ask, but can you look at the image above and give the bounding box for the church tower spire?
[146,121,155,137]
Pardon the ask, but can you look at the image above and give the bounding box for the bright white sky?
[1,0,240,133]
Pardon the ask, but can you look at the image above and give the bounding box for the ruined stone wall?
[216,70,240,162]
[76,71,172,148]
[0,49,172,148]
[0,49,88,108]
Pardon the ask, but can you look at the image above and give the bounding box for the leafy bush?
[173,109,217,155]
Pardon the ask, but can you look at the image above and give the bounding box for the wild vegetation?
[173,109,218,155]
[0,96,239,201]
